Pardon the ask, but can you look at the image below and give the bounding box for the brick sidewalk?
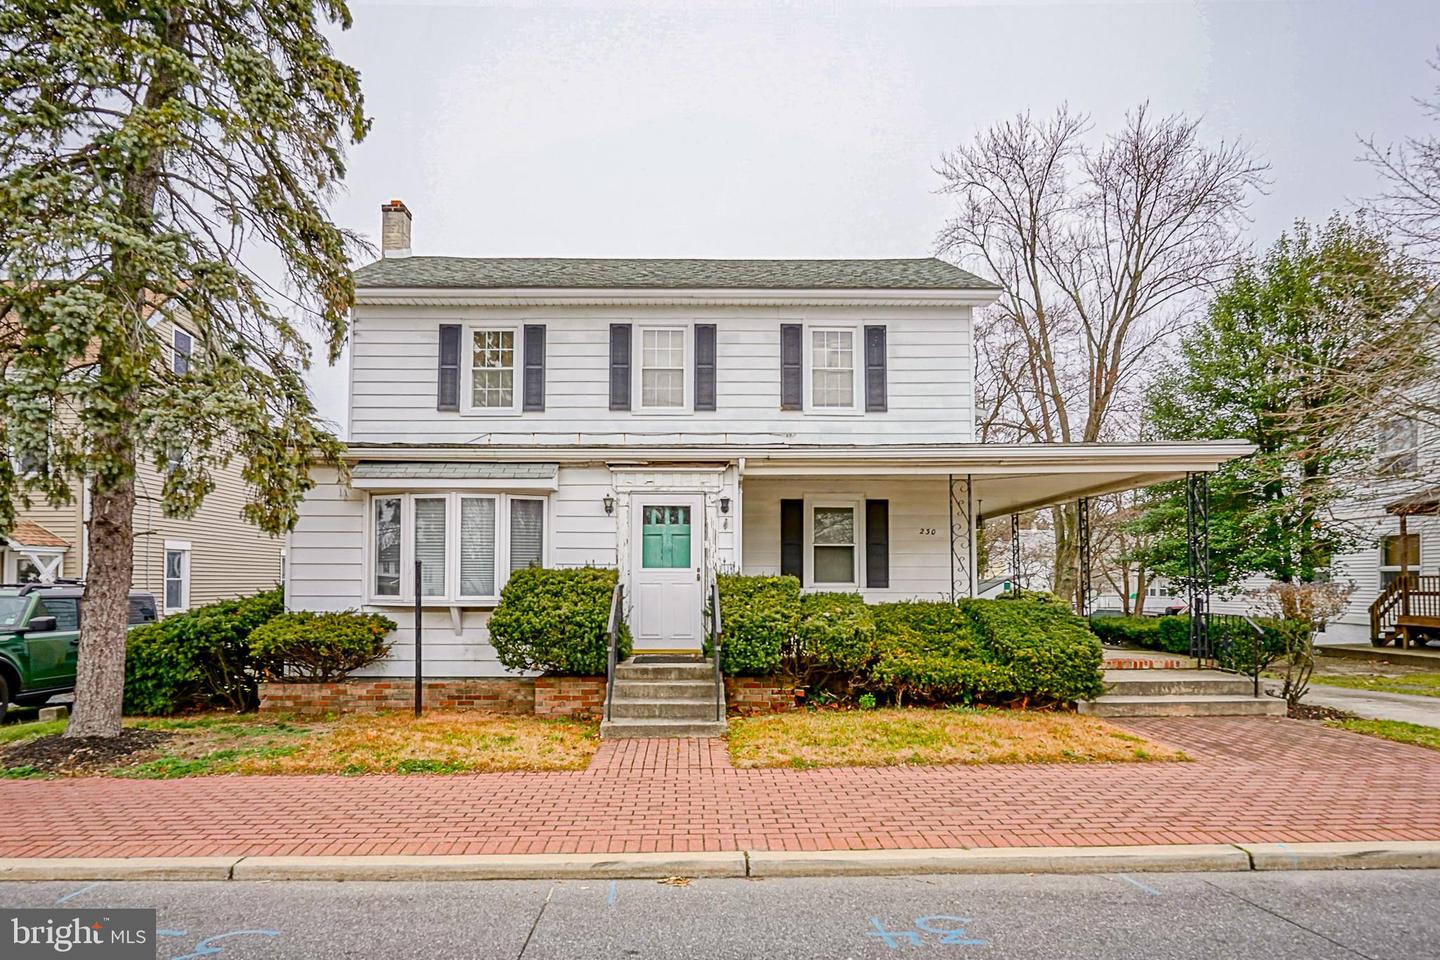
[3,717,1439,859]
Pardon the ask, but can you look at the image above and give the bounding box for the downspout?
[735,457,745,574]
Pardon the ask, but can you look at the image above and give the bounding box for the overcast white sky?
[306,0,1440,430]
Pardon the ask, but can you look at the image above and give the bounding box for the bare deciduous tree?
[937,105,1266,603]
[1363,52,1440,264]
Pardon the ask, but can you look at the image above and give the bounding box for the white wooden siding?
[348,303,974,445]
[740,477,953,602]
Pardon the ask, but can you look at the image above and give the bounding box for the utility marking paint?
[54,882,100,905]
[607,880,617,906]
[1117,874,1161,896]
[169,929,280,959]
[865,916,986,949]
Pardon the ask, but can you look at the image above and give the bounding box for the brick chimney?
[380,199,412,258]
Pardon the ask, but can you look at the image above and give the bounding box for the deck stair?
[1078,661,1285,718]
[600,655,727,738]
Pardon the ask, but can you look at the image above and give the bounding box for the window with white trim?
[1378,418,1419,477]
[172,328,193,375]
[164,542,190,613]
[368,492,547,603]
[810,503,859,586]
[467,328,517,411]
[1381,533,1420,588]
[810,328,857,410]
[640,327,685,409]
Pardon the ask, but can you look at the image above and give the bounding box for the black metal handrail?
[603,581,624,723]
[710,579,724,722]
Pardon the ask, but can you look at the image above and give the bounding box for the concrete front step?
[600,718,729,738]
[612,679,717,700]
[1102,670,1258,698]
[1078,695,1286,718]
[608,698,721,720]
[613,662,715,682]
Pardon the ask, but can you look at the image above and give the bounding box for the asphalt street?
[2,869,1437,959]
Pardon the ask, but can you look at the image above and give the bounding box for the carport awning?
[738,442,1253,517]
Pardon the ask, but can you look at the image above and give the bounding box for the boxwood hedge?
[489,566,628,676]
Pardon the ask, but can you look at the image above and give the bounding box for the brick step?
[600,718,729,739]
[1077,695,1286,718]
[608,698,721,720]
[613,660,716,682]
[612,679,717,700]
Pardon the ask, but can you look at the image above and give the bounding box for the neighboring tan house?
[3,309,285,614]
[284,200,1249,680]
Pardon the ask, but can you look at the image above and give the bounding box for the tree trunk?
[66,458,137,738]
[1051,504,1079,606]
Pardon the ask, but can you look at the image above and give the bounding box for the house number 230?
[918,527,937,536]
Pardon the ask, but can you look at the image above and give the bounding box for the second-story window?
[811,328,856,410]
[172,328,193,375]
[1378,418,1419,477]
[640,328,685,409]
[470,329,516,410]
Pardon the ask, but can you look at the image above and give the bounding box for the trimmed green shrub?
[123,588,284,715]
[1087,615,1163,648]
[488,566,627,676]
[1156,616,1194,654]
[963,598,1105,703]
[869,601,1006,703]
[249,610,396,682]
[789,592,876,686]
[715,574,799,675]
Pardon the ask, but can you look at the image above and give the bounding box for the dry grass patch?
[727,707,1187,769]
[231,711,599,775]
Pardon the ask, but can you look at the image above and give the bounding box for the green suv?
[0,582,158,720]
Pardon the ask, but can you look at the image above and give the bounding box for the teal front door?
[632,495,703,650]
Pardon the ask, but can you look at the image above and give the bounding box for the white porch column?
[948,473,976,601]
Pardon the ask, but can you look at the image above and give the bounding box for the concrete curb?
[1237,841,1440,871]
[0,857,240,881]
[747,844,1249,877]
[5,842,1440,882]
[231,852,748,881]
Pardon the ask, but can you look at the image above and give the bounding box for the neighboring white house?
[284,201,1250,677]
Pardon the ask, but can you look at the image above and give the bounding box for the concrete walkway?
[1297,684,1440,727]
[2,717,1439,860]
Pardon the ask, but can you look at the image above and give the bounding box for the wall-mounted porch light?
[720,496,731,514]
[603,494,615,515]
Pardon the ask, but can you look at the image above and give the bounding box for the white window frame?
[172,327,193,375]
[364,491,549,605]
[1380,532,1420,587]
[163,540,191,614]
[803,324,863,415]
[634,323,691,414]
[803,495,864,589]
[461,323,522,416]
[1377,418,1420,477]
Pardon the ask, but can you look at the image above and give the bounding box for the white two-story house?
[284,201,1249,678]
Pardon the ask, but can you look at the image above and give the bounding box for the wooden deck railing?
[1370,574,1440,644]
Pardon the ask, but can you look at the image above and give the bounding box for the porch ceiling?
[738,441,1254,518]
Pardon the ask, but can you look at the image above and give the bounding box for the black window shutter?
[694,323,717,411]
[523,324,546,411]
[609,323,631,410]
[780,498,804,581]
[864,325,887,413]
[780,324,802,410]
[437,324,461,411]
[866,499,890,588]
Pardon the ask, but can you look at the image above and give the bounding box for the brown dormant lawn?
[0,711,600,778]
[727,706,1188,769]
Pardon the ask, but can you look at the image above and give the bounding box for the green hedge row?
[1088,613,1311,666]
[489,566,629,676]
[715,576,1104,705]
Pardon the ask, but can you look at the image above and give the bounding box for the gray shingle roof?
[352,257,998,291]
[351,462,558,480]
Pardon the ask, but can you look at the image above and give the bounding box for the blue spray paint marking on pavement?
[158,930,188,938]
[865,916,987,948]
[607,880,617,906]
[54,882,100,904]
[168,929,280,959]
[866,918,922,949]
[1117,874,1161,896]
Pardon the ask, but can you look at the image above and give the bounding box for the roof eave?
[352,285,1002,308]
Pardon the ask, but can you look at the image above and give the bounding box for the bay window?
[368,492,546,603]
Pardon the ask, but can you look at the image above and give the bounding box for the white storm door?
[631,495,704,650]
